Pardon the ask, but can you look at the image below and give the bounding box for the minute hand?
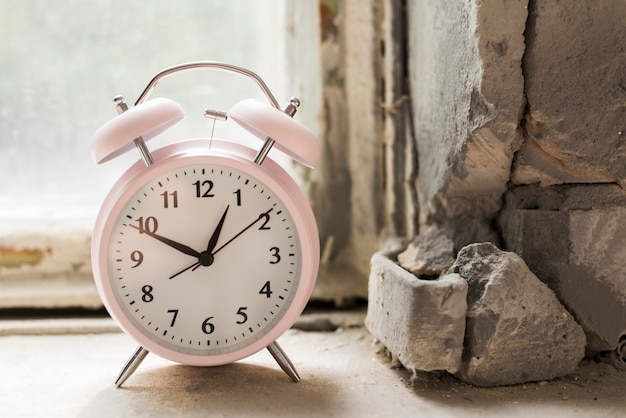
[212,208,274,255]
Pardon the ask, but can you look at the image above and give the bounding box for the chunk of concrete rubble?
[451,242,586,387]
[366,251,467,374]
[397,225,455,277]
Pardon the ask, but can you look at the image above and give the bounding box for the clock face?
[104,160,303,359]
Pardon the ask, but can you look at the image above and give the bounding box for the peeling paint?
[0,245,50,269]
[320,1,339,41]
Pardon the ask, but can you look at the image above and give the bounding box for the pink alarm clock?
[90,62,320,387]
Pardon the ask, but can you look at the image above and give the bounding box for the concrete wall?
[407,0,626,354]
[501,0,626,354]
[512,1,626,187]
[408,0,526,248]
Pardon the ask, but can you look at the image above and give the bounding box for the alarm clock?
[90,62,320,387]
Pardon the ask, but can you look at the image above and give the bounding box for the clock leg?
[114,346,150,388]
[266,341,300,383]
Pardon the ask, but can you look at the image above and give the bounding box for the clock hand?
[212,208,274,255]
[129,224,200,258]
[169,205,230,278]
[169,261,201,280]
[206,205,229,253]
[188,205,230,272]
[189,204,231,272]
[170,208,272,279]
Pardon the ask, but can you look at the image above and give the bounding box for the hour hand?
[129,224,200,258]
[170,205,230,278]
[206,205,229,254]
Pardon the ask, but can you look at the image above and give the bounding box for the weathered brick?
[512,1,626,186]
[498,184,626,353]
[366,251,467,373]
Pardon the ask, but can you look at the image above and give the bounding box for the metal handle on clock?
[134,61,281,109]
[131,61,307,166]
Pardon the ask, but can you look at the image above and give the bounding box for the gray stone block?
[451,243,586,387]
[512,1,626,186]
[499,184,626,353]
[365,251,467,374]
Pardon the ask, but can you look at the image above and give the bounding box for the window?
[0,1,321,309]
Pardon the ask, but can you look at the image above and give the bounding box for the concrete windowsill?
[2,311,626,417]
[0,312,626,417]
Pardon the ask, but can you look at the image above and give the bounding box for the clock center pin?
[199,251,214,267]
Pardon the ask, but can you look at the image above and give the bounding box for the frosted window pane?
[0,1,292,231]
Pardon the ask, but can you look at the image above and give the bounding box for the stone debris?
[397,225,455,277]
[366,251,467,374]
[451,242,586,387]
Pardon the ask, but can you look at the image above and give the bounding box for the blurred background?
[0,0,321,235]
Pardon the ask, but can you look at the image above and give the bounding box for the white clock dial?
[106,162,301,357]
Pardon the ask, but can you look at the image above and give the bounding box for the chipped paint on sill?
[0,245,50,268]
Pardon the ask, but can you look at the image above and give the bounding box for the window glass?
[0,1,298,234]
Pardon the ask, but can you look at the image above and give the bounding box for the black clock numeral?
[141,285,154,303]
[135,216,158,234]
[167,309,179,327]
[259,281,273,298]
[130,250,143,268]
[193,180,215,198]
[202,316,215,334]
[258,213,271,230]
[269,247,281,264]
[233,189,242,206]
[160,190,178,208]
[236,307,248,324]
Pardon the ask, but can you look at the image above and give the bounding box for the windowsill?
[0,218,96,309]
[0,232,368,310]
[2,311,625,417]
[0,196,368,310]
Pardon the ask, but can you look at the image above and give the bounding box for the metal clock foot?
[266,341,300,383]
[115,346,150,388]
